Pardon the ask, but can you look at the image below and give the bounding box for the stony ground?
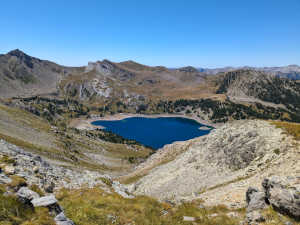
[0,120,299,224]
[130,120,300,208]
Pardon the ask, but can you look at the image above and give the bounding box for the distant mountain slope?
[59,59,210,102]
[216,69,300,112]
[1,50,299,124]
[0,49,77,97]
[199,65,300,80]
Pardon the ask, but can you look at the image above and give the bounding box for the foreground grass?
[1,181,298,225]
[0,185,55,225]
[271,121,300,140]
[261,206,300,225]
[57,187,241,225]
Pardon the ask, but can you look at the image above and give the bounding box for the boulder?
[245,187,266,224]
[17,187,39,203]
[31,195,57,207]
[262,176,300,220]
[54,212,75,225]
[246,187,266,212]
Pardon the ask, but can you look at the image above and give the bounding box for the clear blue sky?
[0,0,299,68]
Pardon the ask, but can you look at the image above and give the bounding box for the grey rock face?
[262,176,300,220]
[133,120,288,202]
[246,187,266,212]
[31,195,57,207]
[245,187,266,224]
[17,187,40,203]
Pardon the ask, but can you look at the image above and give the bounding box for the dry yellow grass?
[271,121,300,140]
[57,187,242,225]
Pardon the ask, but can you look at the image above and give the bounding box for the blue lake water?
[92,117,212,149]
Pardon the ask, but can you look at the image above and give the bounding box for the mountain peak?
[8,49,27,57]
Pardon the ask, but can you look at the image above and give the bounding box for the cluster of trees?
[150,98,300,123]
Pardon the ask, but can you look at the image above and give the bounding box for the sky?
[0,0,299,68]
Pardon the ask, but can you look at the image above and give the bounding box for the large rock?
[245,187,266,224]
[246,187,266,211]
[17,187,40,203]
[54,212,75,225]
[31,195,57,207]
[262,176,300,220]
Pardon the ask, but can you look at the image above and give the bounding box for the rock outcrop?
[1,171,74,225]
[245,187,267,224]
[262,176,300,220]
[17,186,40,203]
[0,139,111,190]
[245,176,300,224]
[132,120,299,207]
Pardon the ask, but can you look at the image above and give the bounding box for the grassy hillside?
[0,102,152,174]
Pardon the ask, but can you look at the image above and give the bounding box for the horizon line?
[2,49,299,70]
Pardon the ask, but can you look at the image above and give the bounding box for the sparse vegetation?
[261,206,299,225]
[57,187,242,225]
[0,186,55,225]
[271,121,300,140]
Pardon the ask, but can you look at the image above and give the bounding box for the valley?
[0,49,299,225]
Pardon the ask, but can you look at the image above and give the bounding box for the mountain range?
[197,64,300,80]
[0,49,300,225]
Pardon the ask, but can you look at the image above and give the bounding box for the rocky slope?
[1,128,298,225]
[217,69,300,107]
[131,120,300,209]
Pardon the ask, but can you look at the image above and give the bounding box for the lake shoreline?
[70,113,219,130]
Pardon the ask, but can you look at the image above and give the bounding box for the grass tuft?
[271,121,300,140]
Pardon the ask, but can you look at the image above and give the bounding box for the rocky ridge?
[0,139,133,198]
